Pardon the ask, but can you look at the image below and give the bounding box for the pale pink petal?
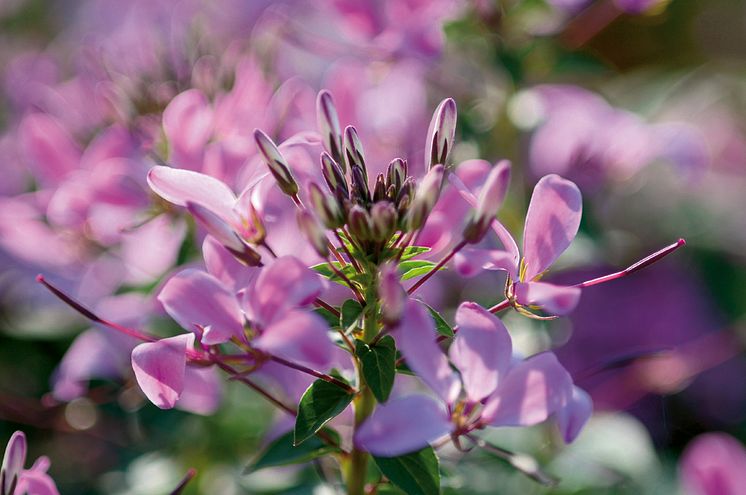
[482,352,573,427]
[120,215,187,286]
[681,433,746,495]
[18,113,81,184]
[513,281,581,315]
[16,467,60,495]
[203,236,259,293]
[474,160,511,220]
[450,302,512,402]
[395,301,460,404]
[454,247,519,278]
[247,256,327,326]
[2,431,27,494]
[147,166,236,219]
[131,334,194,409]
[354,395,452,457]
[158,269,244,345]
[175,366,222,416]
[522,174,582,280]
[186,202,244,252]
[253,310,335,369]
[555,386,592,443]
[162,89,213,167]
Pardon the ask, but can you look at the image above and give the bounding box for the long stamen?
[575,238,686,288]
[36,275,157,343]
[463,434,558,487]
[169,468,197,495]
[268,355,356,393]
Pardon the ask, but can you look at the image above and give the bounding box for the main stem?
[346,284,379,495]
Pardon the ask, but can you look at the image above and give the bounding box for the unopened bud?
[316,90,344,167]
[405,164,445,231]
[379,263,407,325]
[308,182,345,229]
[320,152,349,201]
[348,205,373,241]
[425,98,457,170]
[370,201,398,242]
[297,210,329,258]
[350,165,371,205]
[253,129,298,196]
[386,158,407,191]
[187,202,262,266]
[343,126,367,182]
[463,160,511,243]
[373,173,387,202]
[241,202,266,245]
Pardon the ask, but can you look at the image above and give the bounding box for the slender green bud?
[253,129,298,196]
[308,182,345,229]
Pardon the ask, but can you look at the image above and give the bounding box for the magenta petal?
[475,160,511,219]
[131,334,194,409]
[454,247,519,278]
[147,165,236,219]
[354,395,452,457]
[19,113,80,184]
[203,236,259,293]
[395,301,460,404]
[555,386,592,443]
[450,302,512,402]
[2,431,27,494]
[16,465,60,495]
[522,174,582,281]
[253,310,335,369]
[175,366,222,416]
[482,352,573,427]
[186,201,244,252]
[681,433,746,495]
[162,89,213,165]
[247,256,327,326]
[158,269,244,345]
[513,281,581,315]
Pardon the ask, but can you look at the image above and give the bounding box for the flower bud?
[379,263,407,325]
[386,158,407,191]
[187,202,262,266]
[308,182,345,229]
[316,90,344,167]
[253,129,298,196]
[463,160,511,244]
[297,210,329,258]
[405,164,445,231]
[373,173,387,202]
[370,201,398,242]
[320,152,349,201]
[350,164,371,205]
[348,205,373,241]
[425,98,457,170]
[240,202,266,245]
[343,126,367,182]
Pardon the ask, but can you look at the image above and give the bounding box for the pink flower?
[680,433,746,495]
[1,431,58,495]
[354,300,590,456]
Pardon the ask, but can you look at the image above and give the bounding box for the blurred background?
[1,0,745,493]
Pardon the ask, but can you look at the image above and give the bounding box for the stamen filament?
[407,240,467,295]
[268,354,356,393]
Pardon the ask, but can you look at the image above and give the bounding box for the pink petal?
[450,302,512,402]
[186,201,244,253]
[175,366,222,416]
[253,310,335,369]
[18,113,81,184]
[2,431,27,494]
[354,395,452,457]
[522,174,582,281]
[513,281,581,315]
[454,247,519,278]
[482,352,573,427]
[120,215,186,286]
[681,433,746,495]
[147,166,236,220]
[203,236,259,293]
[474,160,511,220]
[16,467,60,495]
[395,301,460,404]
[131,334,194,409]
[162,89,213,167]
[246,256,327,326]
[158,269,244,345]
[555,386,592,443]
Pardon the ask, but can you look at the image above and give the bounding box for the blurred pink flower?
[680,433,746,495]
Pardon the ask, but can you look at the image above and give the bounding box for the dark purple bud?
[320,152,349,201]
[316,90,344,167]
[396,177,416,207]
[308,182,345,229]
[348,205,373,241]
[386,158,407,191]
[343,126,367,182]
[253,129,298,196]
[297,210,329,258]
[425,98,457,170]
[373,173,387,202]
[405,164,445,231]
[370,201,398,242]
[350,165,371,205]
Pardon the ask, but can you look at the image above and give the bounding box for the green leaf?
[294,379,354,446]
[341,299,364,331]
[398,260,442,281]
[374,447,440,495]
[310,262,360,285]
[424,304,454,337]
[314,307,339,328]
[355,336,396,403]
[399,246,431,261]
[248,429,341,472]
